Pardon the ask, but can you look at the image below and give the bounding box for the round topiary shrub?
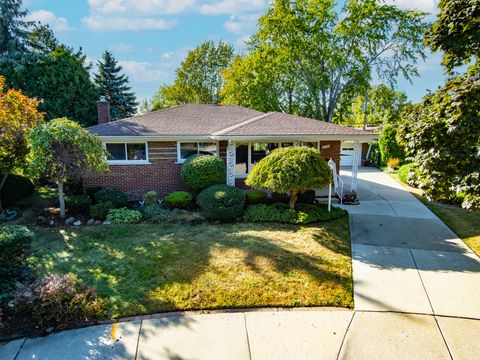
[142,191,158,206]
[65,194,91,214]
[245,190,268,205]
[0,174,34,206]
[246,146,331,209]
[180,154,226,192]
[94,188,128,208]
[86,186,104,201]
[164,191,193,209]
[197,184,245,221]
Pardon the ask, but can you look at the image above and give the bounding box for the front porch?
[223,139,364,196]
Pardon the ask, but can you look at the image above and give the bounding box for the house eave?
[210,134,379,142]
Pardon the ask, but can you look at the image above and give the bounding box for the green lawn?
[31,219,353,318]
[388,172,480,256]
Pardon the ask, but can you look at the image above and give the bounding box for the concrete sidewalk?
[2,309,480,359]
[339,167,480,319]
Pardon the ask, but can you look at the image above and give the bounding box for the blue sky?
[24,0,446,103]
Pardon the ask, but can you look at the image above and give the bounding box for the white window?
[177,142,218,162]
[105,143,148,164]
[235,142,319,178]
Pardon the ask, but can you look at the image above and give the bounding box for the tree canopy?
[29,118,108,217]
[94,51,138,120]
[147,41,234,111]
[0,0,100,126]
[342,84,409,126]
[398,66,480,209]
[0,75,43,210]
[0,0,33,54]
[425,0,480,72]
[246,146,331,209]
[222,0,427,122]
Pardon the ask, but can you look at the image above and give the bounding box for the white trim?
[104,141,149,164]
[98,134,378,143]
[176,141,220,163]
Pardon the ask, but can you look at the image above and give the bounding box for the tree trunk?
[57,181,66,218]
[0,172,9,212]
[289,190,298,210]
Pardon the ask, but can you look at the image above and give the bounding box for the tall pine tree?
[0,0,33,54]
[94,51,138,119]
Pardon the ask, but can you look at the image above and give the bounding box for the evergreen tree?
[0,0,33,54]
[94,51,138,119]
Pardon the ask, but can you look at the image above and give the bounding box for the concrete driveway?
[339,167,480,319]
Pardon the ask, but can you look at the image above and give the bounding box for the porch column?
[226,140,236,187]
[351,140,360,192]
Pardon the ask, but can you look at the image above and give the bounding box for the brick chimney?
[97,98,111,125]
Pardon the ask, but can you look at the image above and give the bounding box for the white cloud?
[119,60,170,83]
[26,10,70,32]
[224,13,260,34]
[86,0,195,15]
[385,0,439,13]
[199,0,265,15]
[108,43,135,53]
[83,16,176,31]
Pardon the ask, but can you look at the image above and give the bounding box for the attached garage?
[340,142,356,167]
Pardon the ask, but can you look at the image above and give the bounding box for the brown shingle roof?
[87,104,263,137]
[215,112,372,137]
[88,104,376,140]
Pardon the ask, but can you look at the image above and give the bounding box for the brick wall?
[84,140,341,199]
[84,141,187,199]
[320,141,341,169]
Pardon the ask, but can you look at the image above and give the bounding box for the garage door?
[340,145,355,166]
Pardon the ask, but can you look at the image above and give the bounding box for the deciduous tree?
[29,118,108,218]
[147,41,234,111]
[222,0,427,122]
[425,0,480,72]
[0,76,43,211]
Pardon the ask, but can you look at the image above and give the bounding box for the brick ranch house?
[85,103,378,199]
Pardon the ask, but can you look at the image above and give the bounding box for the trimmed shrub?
[142,191,158,206]
[0,174,34,206]
[180,154,226,192]
[197,184,245,221]
[106,207,142,224]
[89,201,115,220]
[65,194,91,214]
[246,146,331,209]
[164,191,193,209]
[246,190,268,205]
[378,126,405,166]
[297,190,316,204]
[0,225,34,304]
[244,203,347,224]
[94,188,128,208]
[10,274,104,332]
[86,186,104,201]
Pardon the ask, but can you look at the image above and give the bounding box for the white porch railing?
[328,159,344,204]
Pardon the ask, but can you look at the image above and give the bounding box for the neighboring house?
[86,102,378,199]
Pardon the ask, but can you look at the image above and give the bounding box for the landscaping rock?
[73,220,82,226]
[65,216,76,225]
[49,220,56,226]
[86,218,95,226]
[37,215,46,223]
[103,220,111,225]
[94,220,102,225]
